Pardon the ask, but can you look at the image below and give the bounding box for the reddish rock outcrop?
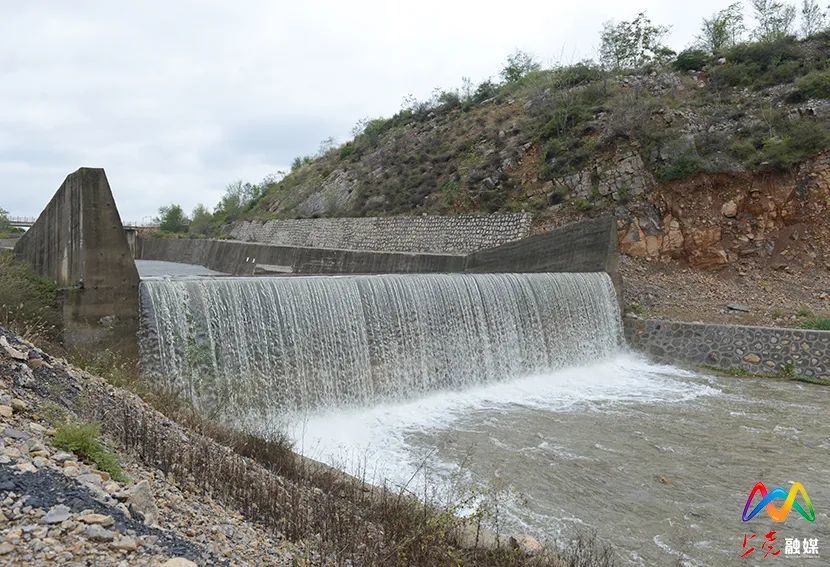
[618,153,830,271]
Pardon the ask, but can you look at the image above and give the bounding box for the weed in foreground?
[53,421,128,482]
[800,317,830,331]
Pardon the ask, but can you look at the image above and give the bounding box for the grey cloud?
[1,0,730,219]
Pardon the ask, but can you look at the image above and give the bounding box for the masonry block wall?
[625,318,830,379]
[227,213,532,254]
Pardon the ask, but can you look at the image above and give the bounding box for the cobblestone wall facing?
[624,318,830,379]
[227,213,532,254]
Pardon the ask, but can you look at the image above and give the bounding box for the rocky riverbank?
[0,334,303,565]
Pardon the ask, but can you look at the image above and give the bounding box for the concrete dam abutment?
[13,168,139,356]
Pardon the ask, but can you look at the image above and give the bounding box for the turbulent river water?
[290,355,830,566]
[137,265,830,566]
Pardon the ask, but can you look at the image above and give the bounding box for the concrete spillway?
[139,272,622,420]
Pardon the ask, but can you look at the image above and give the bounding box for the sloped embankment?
[0,327,581,566]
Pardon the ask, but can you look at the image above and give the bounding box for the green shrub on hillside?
[472,80,498,103]
[751,118,830,170]
[674,49,710,71]
[53,421,128,482]
[0,251,60,345]
[657,155,705,180]
[801,317,830,330]
[500,50,541,83]
[791,71,830,100]
[711,37,808,89]
[551,63,606,87]
[536,82,610,179]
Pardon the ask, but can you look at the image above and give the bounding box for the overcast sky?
[3,0,743,220]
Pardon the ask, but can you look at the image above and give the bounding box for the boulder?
[84,524,115,542]
[721,200,738,218]
[0,336,27,361]
[42,505,72,524]
[128,480,159,526]
[163,559,198,567]
[510,534,544,556]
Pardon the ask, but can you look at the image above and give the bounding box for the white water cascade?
[139,272,622,421]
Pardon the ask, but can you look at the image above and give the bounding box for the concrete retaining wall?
[624,318,830,379]
[137,237,465,275]
[466,215,618,273]
[227,213,532,254]
[139,216,620,281]
[13,168,139,355]
[0,238,19,251]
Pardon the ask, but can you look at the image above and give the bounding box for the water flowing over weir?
[139,272,622,419]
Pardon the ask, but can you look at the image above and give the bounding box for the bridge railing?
[7,216,37,227]
[123,221,161,229]
[7,215,159,230]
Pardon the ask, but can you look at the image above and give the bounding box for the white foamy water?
[287,353,715,490]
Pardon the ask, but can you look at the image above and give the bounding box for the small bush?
[711,37,806,89]
[658,155,704,180]
[53,422,128,482]
[472,80,498,103]
[559,530,618,567]
[501,50,541,84]
[360,117,393,146]
[435,89,461,110]
[801,317,830,330]
[552,63,606,87]
[728,37,802,68]
[339,142,356,160]
[751,119,830,170]
[794,71,830,100]
[0,251,61,346]
[674,49,710,71]
[573,198,593,212]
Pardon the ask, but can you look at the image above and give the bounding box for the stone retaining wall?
[227,213,532,254]
[624,318,830,379]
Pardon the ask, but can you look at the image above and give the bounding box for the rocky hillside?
[220,34,830,326]
[246,35,830,226]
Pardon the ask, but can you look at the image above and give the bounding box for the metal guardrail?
[7,216,37,227]
[7,216,159,229]
[122,221,161,229]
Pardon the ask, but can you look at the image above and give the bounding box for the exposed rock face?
[295,169,358,216]
[555,149,655,201]
[617,153,830,270]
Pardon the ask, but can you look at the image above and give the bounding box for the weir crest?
[139,272,622,421]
